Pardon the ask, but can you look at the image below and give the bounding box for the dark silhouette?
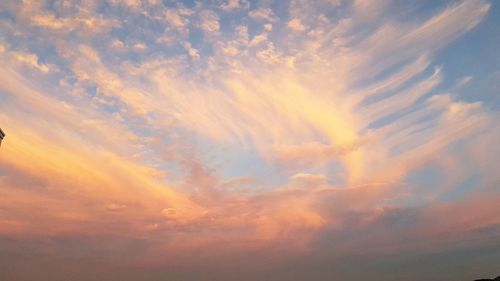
[0,127,4,147]
[474,276,500,281]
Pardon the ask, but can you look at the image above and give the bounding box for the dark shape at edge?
[0,128,4,147]
[474,276,500,281]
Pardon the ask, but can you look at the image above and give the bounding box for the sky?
[0,0,499,280]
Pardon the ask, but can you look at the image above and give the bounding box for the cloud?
[289,173,327,187]
[220,0,250,11]
[249,7,279,22]
[350,0,490,78]
[109,39,126,50]
[272,137,373,171]
[28,12,119,35]
[250,33,268,46]
[0,0,498,280]
[10,51,53,73]
[199,10,220,33]
[132,42,148,51]
[287,18,306,32]
[109,0,141,8]
[184,43,200,59]
[164,8,193,29]
[454,75,473,88]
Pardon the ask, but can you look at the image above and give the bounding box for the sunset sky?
[0,0,499,280]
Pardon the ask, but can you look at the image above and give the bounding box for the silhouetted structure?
[0,128,4,147]
[475,276,500,281]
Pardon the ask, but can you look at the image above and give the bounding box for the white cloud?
[188,47,200,59]
[109,39,125,50]
[220,0,250,11]
[250,33,268,46]
[184,42,200,59]
[11,51,52,73]
[256,43,282,64]
[221,44,240,56]
[235,25,250,44]
[199,10,220,33]
[249,8,278,22]
[133,42,148,51]
[289,173,327,187]
[30,13,119,34]
[31,14,67,29]
[164,8,192,28]
[288,18,305,32]
[454,76,473,88]
[109,0,141,8]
